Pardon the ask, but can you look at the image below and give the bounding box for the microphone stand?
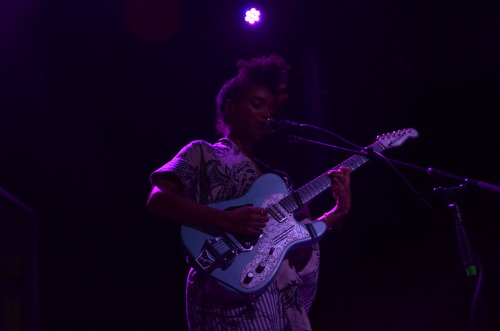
[432,185,492,331]
[427,168,500,196]
[284,133,496,331]
[283,131,500,195]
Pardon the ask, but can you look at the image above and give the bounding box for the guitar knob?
[256,261,266,273]
[243,272,254,284]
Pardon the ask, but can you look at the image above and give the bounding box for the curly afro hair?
[215,54,290,136]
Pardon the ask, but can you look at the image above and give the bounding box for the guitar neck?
[279,141,385,213]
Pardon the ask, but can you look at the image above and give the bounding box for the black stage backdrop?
[1,1,499,330]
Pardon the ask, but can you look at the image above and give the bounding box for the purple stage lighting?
[245,8,261,24]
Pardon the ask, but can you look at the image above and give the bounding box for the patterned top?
[150,138,320,331]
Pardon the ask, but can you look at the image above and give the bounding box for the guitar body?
[181,173,327,299]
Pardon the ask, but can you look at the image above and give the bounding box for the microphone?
[264,118,307,133]
[264,118,364,149]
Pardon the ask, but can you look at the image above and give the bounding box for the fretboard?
[279,141,385,213]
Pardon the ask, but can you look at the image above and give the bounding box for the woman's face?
[226,85,277,143]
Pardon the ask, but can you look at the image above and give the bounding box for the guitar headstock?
[376,128,419,149]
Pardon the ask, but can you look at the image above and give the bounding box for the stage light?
[245,8,261,24]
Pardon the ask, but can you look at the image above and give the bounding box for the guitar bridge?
[195,233,254,271]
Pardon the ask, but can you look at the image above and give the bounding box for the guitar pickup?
[267,204,287,223]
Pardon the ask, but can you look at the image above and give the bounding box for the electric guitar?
[181,128,419,299]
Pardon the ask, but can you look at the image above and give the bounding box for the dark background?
[1,0,499,330]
